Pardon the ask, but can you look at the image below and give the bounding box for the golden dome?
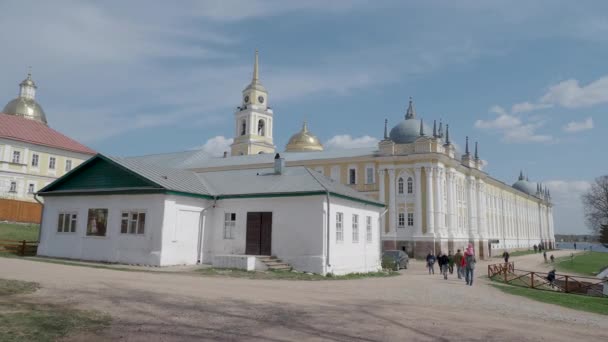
[285,122,324,152]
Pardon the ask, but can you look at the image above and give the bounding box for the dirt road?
[1,252,606,341]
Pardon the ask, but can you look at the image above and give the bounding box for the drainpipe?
[325,191,331,273]
[197,196,217,264]
[34,194,44,243]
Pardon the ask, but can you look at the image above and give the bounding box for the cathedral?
[207,51,556,258]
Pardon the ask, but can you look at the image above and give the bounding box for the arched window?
[258,119,265,136]
[407,177,413,194]
[398,177,404,194]
[240,119,247,136]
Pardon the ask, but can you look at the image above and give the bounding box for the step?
[263,261,288,266]
[268,265,291,271]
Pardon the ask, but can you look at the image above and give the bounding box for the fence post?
[531,272,534,289]
[565,276,569,293]
[20,240,26,256]
[504,266,508,283]
[488,265,490,278]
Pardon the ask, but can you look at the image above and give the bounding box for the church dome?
[3,97,47,124]
[2,72,48,125]
[285,122,324,152]
[512,172,537,195]
[389,118,430,144]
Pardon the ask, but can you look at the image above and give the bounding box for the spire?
[465,136,470,155]
[302,121,309,133]
[444,124,451,145]
[433,120,437,137]
[383,118,388,139]
[19,68,37,100]
[405,96,416,119]
[474,141,479,160]
[419,117,425,136]
[438,120,443,138]
[253,49,259,82]
[519,170,524,181]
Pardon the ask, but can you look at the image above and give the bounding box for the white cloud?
[540,76,608,108]
[197,136,234,157]
[324,135,379,150]
[474,111,553,143]
[511,101,552,114]
[544,180,592,234]
[563,117,594,133]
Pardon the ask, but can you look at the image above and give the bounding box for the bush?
[381,256,397,271]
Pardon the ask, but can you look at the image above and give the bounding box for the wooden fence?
[0,239,39,256]
[0,198,42,223]
[488,263,607,298]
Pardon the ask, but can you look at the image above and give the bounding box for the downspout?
[197,196,217,264]
[325,191,331,273]
[34,194,44,243]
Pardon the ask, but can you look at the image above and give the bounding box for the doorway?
[246,212,272,255]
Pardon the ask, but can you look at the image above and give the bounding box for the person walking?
[574,242,577,250]
[426,252,436,275]
[439,253,449,280]
[463,244,476,286]
[502,250,510,263]
[547,269,556,288]
[533,244,538,253]
[454,249,464,279]
[543,250,548,263]
[448,251,454,275]
[550,254,555,263]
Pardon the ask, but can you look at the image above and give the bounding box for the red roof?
[0,113,96,155]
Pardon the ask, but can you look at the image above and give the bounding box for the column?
[425,166,435,236]
[414,167,423,236]
[446,169,454,237]
[388,169,396,233]
[467,176,477,238]
[377,169,386,233]
[476,180,487,238]
[433,167,441,235]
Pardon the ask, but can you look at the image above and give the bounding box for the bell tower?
[230,50,275,156]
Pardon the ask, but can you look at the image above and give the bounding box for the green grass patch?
[490,283,608,315]
[0,279,39,296]
[0,223,39,241]
[556,251,608,276]
[493,249,541,258]
[196,268,399,280]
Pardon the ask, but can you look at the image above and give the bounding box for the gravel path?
[1,253,606,341]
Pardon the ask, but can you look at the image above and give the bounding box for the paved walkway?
[1,253,606,341]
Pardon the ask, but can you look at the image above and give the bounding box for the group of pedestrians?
[425,244,477,285]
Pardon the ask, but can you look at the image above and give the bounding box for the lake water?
[555,242,608,253]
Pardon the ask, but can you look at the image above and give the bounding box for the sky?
[0,0,605,234]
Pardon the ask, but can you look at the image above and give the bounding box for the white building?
[37,154,384,275]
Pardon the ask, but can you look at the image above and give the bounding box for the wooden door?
[246,212,272,255]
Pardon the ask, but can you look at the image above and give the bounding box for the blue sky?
[0,0,605,234]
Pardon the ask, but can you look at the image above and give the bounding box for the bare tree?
[582,175,608,234]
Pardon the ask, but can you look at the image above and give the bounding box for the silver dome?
[389,119,431,144]
[2,97,47,124]
[512,179,537,195]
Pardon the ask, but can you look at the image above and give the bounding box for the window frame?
[408,213,414,227]
[398,212,405,228]
[407,177,413,194]
[366,216,372,243]
[9,181,17,193]
[120,210,146,235]
[348,168,356,185]
[398,177,404,194]
[65,159,72,172]
[27,183,35,194]
[223,212,236,239]
[336,212,344,242]
[49,156,56,170]
[12,151,21,164]
[57,212,78,233]
[86,208,108,237]
[352,214,359,243]
[365,167,374,184]
[31,153,39,167]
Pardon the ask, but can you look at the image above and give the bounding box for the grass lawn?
[0,223,40,241]
[197,268,399,280]
[493,249,542,258]
[0,278,110,342]
[556,251,608,276]
[491,283,608,315]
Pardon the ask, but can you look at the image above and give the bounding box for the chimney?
[223,151,228,158]
[274,153,285,174]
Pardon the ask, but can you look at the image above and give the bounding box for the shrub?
[381,256,397,271]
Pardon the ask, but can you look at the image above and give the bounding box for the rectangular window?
[407,179,413,194]
[9,181,16,193]
[27,183,35,194]
[31,154,39,167]
[366,167,374,184]
[57,212,77,233]
[86,209,108,236]
[336,212,343,242]
[224,213,236,239]
[65,160,72,172]
[121,211,146,235]
[398,213,405,227]
[12,151,20,164]
[349,168,356,185]
[408,213,414,227]
[49,157,56,170]
[352,214,359,243]
[366,216,372,243]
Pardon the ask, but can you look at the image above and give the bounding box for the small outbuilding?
[36,154,384,275]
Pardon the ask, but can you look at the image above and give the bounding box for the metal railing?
[488,263,607,298]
